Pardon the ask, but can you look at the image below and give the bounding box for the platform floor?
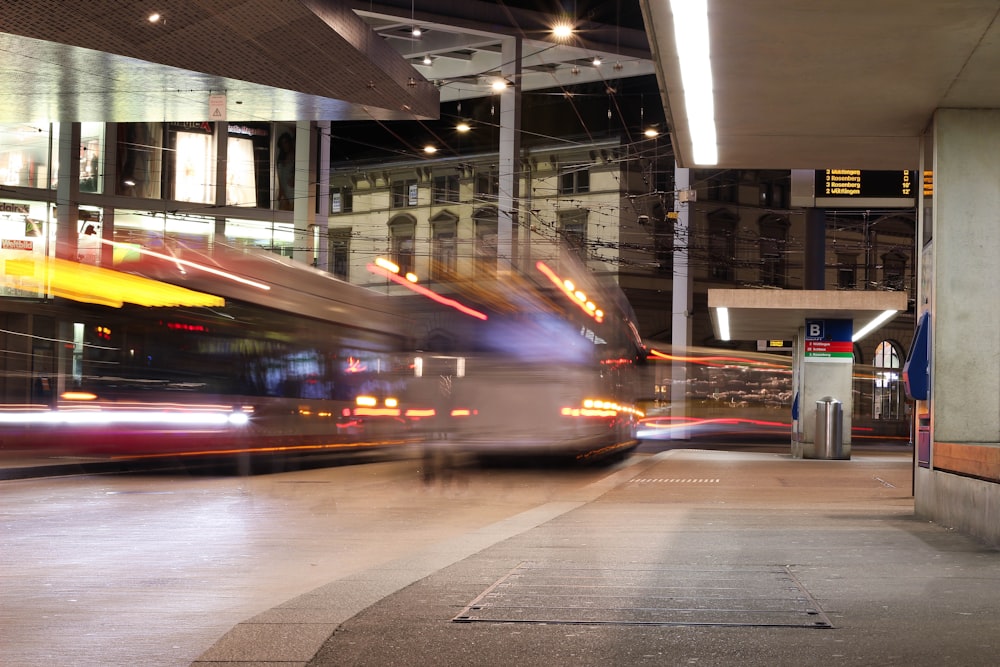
[194,448,999,666]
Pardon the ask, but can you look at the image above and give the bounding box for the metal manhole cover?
[454,564,832,628]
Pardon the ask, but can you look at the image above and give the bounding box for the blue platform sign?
[805,319,853,363]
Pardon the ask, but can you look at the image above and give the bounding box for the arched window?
[329,227,351,281]
[388,214,416,276]
[430,211,458,280]
[473,206,498,279]
[872,340,903,421]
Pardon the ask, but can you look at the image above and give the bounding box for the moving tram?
[0,243,416,458]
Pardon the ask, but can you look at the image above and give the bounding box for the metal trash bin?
[815,397,843,459]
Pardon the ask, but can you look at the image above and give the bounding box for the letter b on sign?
[807,321,824,339]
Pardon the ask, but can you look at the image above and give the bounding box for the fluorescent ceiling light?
[716,306,730,341]
[852,310,897,342]
[670,0,717,165]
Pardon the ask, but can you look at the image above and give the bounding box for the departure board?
[815,170,915,199]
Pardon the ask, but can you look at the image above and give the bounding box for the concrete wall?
[915,467,1000,548]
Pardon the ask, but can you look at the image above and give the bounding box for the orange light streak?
[367,263,487,320]
[647,348,788,369]
[535,261,604,323]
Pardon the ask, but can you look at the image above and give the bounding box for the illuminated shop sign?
[0,202,30,215]
[228,124,269,137]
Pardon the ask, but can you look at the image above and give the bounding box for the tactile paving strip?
[454,563,833,628]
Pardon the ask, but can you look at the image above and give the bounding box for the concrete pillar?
[292,120,317,265]
[931,110,1000,445]
[101,122,117,267]
[912,108,1000,547]
[497,36,522,274]
[55,122,81,261]
[213,121,228,245]
[804,208,826,289]
[670,165,692,437]
[315,120,331,271]
[791,332,804,457]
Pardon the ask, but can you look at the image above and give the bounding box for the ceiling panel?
[639,0,1000,169]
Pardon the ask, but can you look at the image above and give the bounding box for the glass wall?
[225,218,295,256]
[0,124,52,188]
[0,121,312,283]
[112,211,215,257]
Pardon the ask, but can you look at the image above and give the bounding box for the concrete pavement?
[193,447,1000,666]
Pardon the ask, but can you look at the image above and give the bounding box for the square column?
[914,109,1000,547]
[930,109,1000,445]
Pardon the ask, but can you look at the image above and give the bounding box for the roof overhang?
[0,0,439,123]
[708,289,909,343]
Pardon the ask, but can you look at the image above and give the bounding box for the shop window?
[389,216,415,276]
[0,123,52,189]
[78,123,103,193]
[164,123,216,204]
[391,179,418,208]
[473,207,498,279]
[47,123,105,192]
[225,135,256,206]
[0,200,50,299]
[116,122,164,198]
[330,228,351,281]
[76,207,102,265]
[558,166,590,195]
[433,174,460,205]
[226,123,270,208]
